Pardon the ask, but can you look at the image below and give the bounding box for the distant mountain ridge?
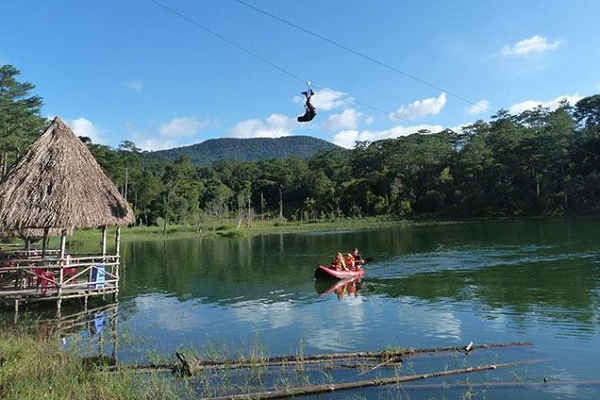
[150,136,340,165]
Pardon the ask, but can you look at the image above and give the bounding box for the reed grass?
[0,328,188,400]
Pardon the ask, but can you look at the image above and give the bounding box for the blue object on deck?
[91,265,105,289]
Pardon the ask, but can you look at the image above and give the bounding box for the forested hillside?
[3,64,600,228]
[150,136,339,165]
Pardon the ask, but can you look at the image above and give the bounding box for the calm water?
[11,218,600,398]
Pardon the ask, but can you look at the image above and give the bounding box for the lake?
[11,218,600,398]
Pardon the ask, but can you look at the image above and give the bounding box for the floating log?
[397,379,600,391]
[108,341,532,374]
[209,359,543,400]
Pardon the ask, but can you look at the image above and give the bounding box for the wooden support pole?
[115,226,121,257]
[41,227,49,259]
[57,229,67,311]
[101,226,107,258]
[59,229,67,259]
[114,227,121,300]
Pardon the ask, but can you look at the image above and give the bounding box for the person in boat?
[332,252,347,271]
[344,253,356,271]
[297,89,317,122]
[350,248,364,266]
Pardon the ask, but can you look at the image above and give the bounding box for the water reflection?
[315,278,362,300]
[119,219,600,334]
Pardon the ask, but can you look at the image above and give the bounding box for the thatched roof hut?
[0,117,135,235]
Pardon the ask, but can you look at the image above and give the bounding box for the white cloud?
[228,113,294,138]
[500,35,562,57]
[125,118,210,151]
[365,116,375,125]
[159,116,210,138]
[393,92,447,120]
[294,88,351,111]
[465,100,490,116]
[65,117,103,144]
[508,94,583,114]
[134,136,176,151]
[333,124,445,149]
[322,109,362,131]
[125,121,174,151]
[125,80,143,91]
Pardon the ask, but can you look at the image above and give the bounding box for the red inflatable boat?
[314,264,365,279]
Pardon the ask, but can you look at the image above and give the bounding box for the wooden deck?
[0,253,120,310]
[0,281,117,302]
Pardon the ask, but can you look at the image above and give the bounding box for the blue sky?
[1,1,599,149]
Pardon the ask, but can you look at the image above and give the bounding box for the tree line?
[2,64,600,229]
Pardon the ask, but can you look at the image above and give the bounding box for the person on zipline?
[297,89,317,122]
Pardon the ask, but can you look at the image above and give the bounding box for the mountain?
[150,136,340,165]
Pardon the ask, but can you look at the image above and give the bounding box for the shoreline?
[4,214,596,249]
[66,217,464,244]
[51,213,600,245]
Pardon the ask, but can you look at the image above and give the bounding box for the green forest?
[2,64,600,229]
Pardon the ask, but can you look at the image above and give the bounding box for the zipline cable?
[229,0,478,106]
[147,0,597,153]
[148,0,306,85]
[147,0,414,123]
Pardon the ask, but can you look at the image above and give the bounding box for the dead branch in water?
[209,359,543,400]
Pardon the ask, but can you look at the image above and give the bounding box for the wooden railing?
[0,254,120,296]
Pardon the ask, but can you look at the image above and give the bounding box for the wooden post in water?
[114,226,121,300]
[99,226,108,300]
[14,299,19,323]
[57,229,67,313]
[111,303,119,361]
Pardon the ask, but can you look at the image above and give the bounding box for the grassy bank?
[63,216,464,245]
[0,329,187,400]
[0,330,325,399]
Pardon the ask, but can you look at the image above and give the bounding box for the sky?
[1,0,599,150]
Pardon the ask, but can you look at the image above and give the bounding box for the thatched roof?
[0,117,135,234]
